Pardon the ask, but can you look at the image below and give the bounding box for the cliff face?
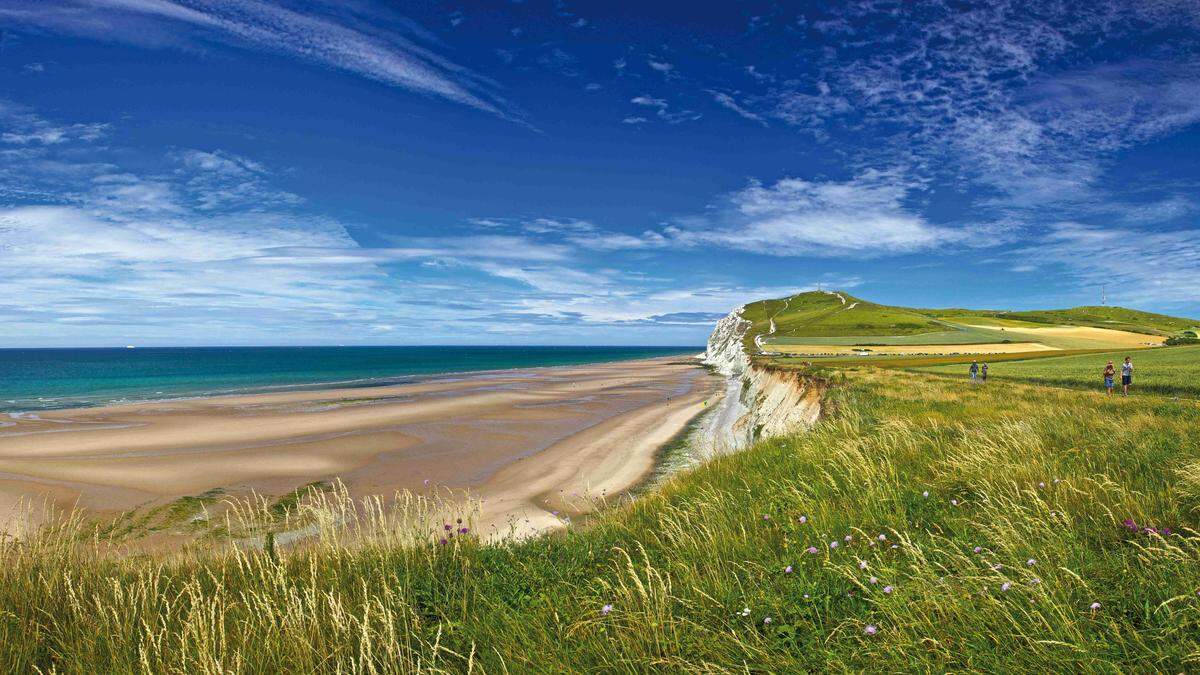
[699,306,822,456]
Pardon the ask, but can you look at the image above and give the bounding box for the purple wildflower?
[973,546,982,554]
[1000,582,1012,592]
[922,490,929,498]
[439,538,448,545]
[807,546,819,554]
[763,616,772,625]
[444,524,452,531]
[1026,558,1037,567]
[601,604,613,615]
[1038,482,1046,489]
[869,576,878,585]
[883,585,894,594]
[844,535,853,542]
[830,541,839,549]
[1089,602,1101,611]
[864,624,878,636]
[1030,578,1041,585]
[798,515,808,524]
[784,565,793,574]
[763,514,770,520]
[859,560,868,570]
[878,534,887,541]
[459,527,470,535]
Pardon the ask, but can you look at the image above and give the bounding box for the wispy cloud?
[0,0,520,120]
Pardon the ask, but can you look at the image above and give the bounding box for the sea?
[0,346,700,414]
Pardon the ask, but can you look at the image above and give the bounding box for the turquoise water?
[0,346,699,413]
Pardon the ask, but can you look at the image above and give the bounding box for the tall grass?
[3,370,1199,672]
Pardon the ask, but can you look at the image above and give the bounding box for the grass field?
[917,344,1200,399]
[925,306,1198,336]
[4,367,1200,671]
[768,341,1054,356]
[750,292,1187,359]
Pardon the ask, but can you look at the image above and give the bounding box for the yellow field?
[957,324,1165,349]
[769,342,1058,356]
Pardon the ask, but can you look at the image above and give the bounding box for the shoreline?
[1,347,701,415]
[0,355,720,544]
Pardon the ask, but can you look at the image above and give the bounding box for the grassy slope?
[926,306,1198,336]
[916,344,1200,398]
[742,292,947,352]
[4,370,1200,671]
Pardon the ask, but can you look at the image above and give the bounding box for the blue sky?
[1,0,1198,347]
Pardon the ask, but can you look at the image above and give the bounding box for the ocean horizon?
[0,345,701,414]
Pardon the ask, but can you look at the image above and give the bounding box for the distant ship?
[125,345,136,349]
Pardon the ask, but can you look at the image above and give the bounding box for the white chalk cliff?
[698,303,823,455]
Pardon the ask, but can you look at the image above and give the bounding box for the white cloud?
[1020,222,1200,306]
[669,171,979,257]
[709,91,767,126]
[1,0,518,120]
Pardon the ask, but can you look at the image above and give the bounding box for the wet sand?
[0,357,719,541]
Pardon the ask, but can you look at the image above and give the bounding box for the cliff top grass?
[5,365,1200,672]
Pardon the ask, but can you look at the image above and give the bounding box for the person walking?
[1121,356,1133,396]
[1103,360,1116,396]
[981,362,989,383]
[969,360,979,384]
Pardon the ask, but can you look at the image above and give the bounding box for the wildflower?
[763,514,770,520]
[1089,602,1101,611]
[890,544,899,549]
[803,593,811,599]
[859,560,868,569]
[741,607,751,617]
[456,518,462,524]
[601,604,613,615]
[1123,518,1137,530]
[806,546,819,554]
[444,524,452,531]
[1026,558,1037,567]
[1038,482,1046,489]
[798,515,808,524]
[864,624,878,636]
[951,499,958,506]
[922,490,929,498]
[878,534,887,541]
[883,585,894,594]
[458,527,470,535]
[1000,582,1012,592]
[763,616,772,625]
[1053,478,1062,485]
[869,576,878,584]
[439,538,448,545]
[973,546,982,554]
[830,541,839,549]
[992,563,1002,571]
[844,535,853,543]
[784,565,793,574]
[423,479,431,486]
[1030,578,1041,585]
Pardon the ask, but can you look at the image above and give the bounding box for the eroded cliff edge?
[697,305,824,456]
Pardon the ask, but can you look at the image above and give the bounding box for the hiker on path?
[981,362,989,383]
[969,360,979,384]
[1103,360,1116,396]
[1121,356,1133,396]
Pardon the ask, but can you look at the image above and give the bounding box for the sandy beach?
[0,356,719,542]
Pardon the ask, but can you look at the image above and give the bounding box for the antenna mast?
[1101,284,1107,306]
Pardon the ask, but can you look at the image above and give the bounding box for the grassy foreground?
[917,344,1200,399]
[4,370,1200,671]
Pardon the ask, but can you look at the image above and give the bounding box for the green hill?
[741,291,945,351]
[923,305,1197,336]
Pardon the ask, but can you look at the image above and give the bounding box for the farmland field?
[916,345,1200,398]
